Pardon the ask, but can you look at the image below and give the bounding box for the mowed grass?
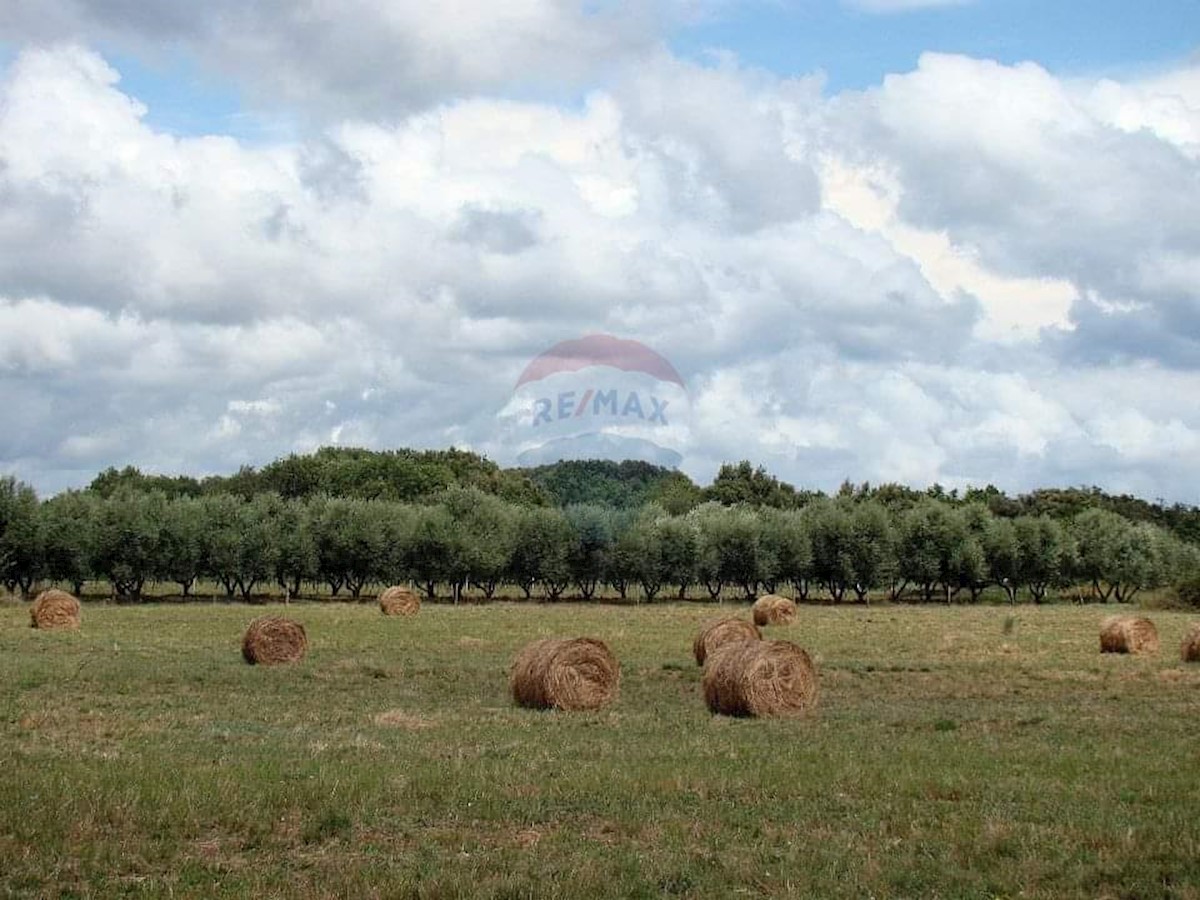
[2,601,1200,899]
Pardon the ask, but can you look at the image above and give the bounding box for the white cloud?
[829,52,1200,367]
[0,1,703,118]
[818,156,1076,342]
[0,44,1198,502]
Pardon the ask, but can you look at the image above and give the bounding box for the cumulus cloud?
[0,42,1198,502]
[0,1,702,117]
[831,53,1200,367]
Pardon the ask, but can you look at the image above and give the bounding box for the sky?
[0,0,1198,501]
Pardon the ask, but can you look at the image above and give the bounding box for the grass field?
[3,600,1200,899]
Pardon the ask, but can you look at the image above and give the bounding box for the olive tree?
[656,514,699,600]
[93,490,164,601]
[509,506,573,600]
[565,504,615,600]
[157,496,204,597]
[1014,516,1073,603]
[39,489,97,597]
[0,477,41,597]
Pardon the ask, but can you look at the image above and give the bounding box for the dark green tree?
[0,477,41,597]
[39,490,98,597]
[93,490,164,601]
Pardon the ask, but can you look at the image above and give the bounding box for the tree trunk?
[1114,583,1139,603]
[114,578,145,603]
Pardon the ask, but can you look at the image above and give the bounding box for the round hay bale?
[702,639,818,718]
[510,637,619,711]
[693,616,761,666]
[379,585,420,616]
[1181,624,1200,663]
[242,616,308,665]
[1099,615,1159,655]
[752,593,797,627]
[1099,615,1125,653]
[29,589,81,630]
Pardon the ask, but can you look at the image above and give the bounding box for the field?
[3,600,1200,899]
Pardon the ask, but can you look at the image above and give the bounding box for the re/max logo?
[532,389,669,426]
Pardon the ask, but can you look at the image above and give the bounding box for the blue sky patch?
[673,0,1200,91]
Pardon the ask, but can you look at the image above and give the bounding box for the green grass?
[2,600,1200,898]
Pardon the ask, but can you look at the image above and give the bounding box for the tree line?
[2,476,1196,605]
[80,450,1200,548]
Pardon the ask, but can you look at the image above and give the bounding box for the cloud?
[1,44,1199,503]
[829,52,1200,367]
[0,1,699,118]
[450,205,543,255]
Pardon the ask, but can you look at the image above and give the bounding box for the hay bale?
[1181,624,1200,663]
[693,616,761,666]
[242,616,308,665]
[1099,615,1159,655]
[1099,616,1125,653]
[29,589,81,630]
[702,639,818,718]
[752,594,797,627]
[510,637,619,711]
[379,585,420,616]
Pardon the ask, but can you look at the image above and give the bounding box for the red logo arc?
[514,334,685,389]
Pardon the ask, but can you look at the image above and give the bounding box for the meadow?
[2,599,1199,899]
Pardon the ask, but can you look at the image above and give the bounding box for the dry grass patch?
[372,710,434,730]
